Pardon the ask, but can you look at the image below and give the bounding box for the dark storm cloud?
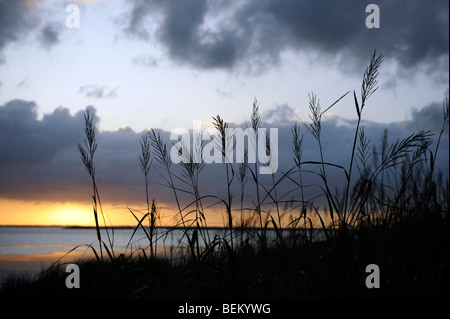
[0,101,143,203]
[0,100,80,165]
[0,101,178,205]
[0,98,447,208]
[0,0,34,63]
[125,0,242,69]
[408,101,449,133]
[124,0,449,76]
[0,0,66,66]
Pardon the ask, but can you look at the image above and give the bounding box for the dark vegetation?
[1,51,448,299]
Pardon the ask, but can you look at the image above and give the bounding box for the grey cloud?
[0,101,176,205]
[153,0,241,69]
[123,0,155,40]
[124,0,449,77]
[408,101,449,134]
[79,85,119,99]
[132,55,158,67]
[38,23,61,48]
[0,0,34,63]
[216,88,233,98]
[17,77,30,88]
[0,0,65,66]
[0,100,86,166]
[263,104,297,124]
[0,101,140,203]
[0,98,447,209]
[124,0,246,69]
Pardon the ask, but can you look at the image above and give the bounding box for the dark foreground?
[1,214,448,299]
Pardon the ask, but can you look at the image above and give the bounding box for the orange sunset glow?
[0,198,229,227]
[0,199,138,226]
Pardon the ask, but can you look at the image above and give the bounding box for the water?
[0,225,322,286]
[0,226,192,255]
[0,226,220,286]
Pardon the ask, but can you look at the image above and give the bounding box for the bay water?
[0,225,321,287]
[0,225,226,286]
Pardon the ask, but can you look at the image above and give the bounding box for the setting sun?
[48,204,93,226]
[0,199,140,227]
[0,199,94,226]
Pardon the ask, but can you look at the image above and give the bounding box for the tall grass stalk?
[213,114,234,252]
[292,123,306,216]
[178,133,211,250]
[304,91,349,231]
[147,129,199,261]
[139,133,157,258]
[77,110,114,262]
[238,148,249,229]
[249,99,265,244]
[147,129,186,227]
[344,51,383,226]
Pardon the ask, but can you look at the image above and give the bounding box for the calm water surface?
[0,226,319,286]
[0,226,221,285]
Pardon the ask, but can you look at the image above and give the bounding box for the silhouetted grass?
[1,215,447,299]
[1,51,448,299]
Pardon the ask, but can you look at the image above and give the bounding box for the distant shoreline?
[0,224,317,231]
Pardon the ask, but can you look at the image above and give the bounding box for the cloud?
[78,85,119,99]
[17,77,30,88]
[0,101,140,203]
[263,104,297,124]
[123,0,250,70]
[0,0,68,68]
[408,101,449,133]
[0,0,34,63]
[0,99,447,210]
[123,0,449,78]
[0,100,85,166]
[132,55,158,68]
[216,88,233,98]
[38,23,61,48]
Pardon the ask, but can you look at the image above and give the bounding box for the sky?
[0,0,448,226]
